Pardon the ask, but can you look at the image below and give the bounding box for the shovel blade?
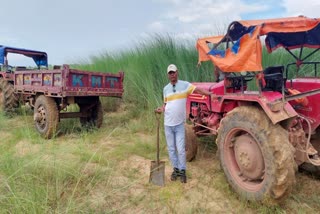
[149,161,165,186]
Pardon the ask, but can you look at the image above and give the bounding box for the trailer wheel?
[185,123,198,162]
[217,106,296,203]
[0,78,19,114]
[80,100,103,128]
[34,95,59,139]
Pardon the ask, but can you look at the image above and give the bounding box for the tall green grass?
[75,35,214,120]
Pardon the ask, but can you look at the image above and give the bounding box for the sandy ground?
[97,143,257,213]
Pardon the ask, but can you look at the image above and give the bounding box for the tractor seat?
[262,66,285,92]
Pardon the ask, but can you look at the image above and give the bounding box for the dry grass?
[1,108,320,213]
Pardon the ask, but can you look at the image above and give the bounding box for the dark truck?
[0,46,124,138]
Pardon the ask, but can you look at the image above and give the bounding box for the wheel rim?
[223,128,265,191]
[35,105,47,130]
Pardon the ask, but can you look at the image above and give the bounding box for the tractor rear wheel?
[79,100,103,128]
[34,95,59,139]
[217,106,296,203]
[185,123,198,162]
[0,78,19,114]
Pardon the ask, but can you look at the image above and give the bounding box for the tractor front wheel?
[185,123,198,162]
[217,106,296,203]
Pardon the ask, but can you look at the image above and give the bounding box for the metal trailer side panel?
[14,64,124,98]
[63,65,124,98]
[14,69,64,97]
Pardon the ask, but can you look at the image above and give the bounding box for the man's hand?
[194,87,216,101]
[155,106,164,114]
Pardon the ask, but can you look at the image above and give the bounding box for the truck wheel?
[185,123,198,162]
[217,106,296,203]
[0,78,19,114]
[80,100,103,128]
[34,95,59,139]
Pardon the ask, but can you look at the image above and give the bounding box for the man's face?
[167,71,178,82]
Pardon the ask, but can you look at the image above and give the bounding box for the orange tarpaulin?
[197,16,320,72]
[196,35,224,63]
[238,16,320,34]
[197,27,262,72]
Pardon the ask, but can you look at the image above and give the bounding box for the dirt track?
[114,151,250,213]
[101,139,320,213]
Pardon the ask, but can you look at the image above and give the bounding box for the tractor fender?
[255,99,297,124]
[187,93,298,125]
[220,95,297,125]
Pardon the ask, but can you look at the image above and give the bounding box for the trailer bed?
[14,65,124,97]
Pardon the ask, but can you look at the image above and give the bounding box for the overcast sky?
[1,0,320,66]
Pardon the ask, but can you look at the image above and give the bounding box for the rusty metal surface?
[0,72,14,80]
[234,134,264,180]
[149,161,165,186]
[13,64,124,98]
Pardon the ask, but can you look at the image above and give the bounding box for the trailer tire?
[217,106,296,204]
[80,100,103,128]
[185,123,198,162]
[0,78,19,114]
[34,95,59,139]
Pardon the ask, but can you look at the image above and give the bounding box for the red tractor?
[186,16,320,203]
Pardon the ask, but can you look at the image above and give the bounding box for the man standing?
[155,64,214,183]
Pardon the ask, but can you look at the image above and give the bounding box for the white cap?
[167,64,178,73]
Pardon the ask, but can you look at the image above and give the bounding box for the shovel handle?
[155,113,160,164]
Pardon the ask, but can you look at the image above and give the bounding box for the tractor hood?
[196,16,320,72]
[0,45,48,67]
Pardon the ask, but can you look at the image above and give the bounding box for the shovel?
[149,113,165,186]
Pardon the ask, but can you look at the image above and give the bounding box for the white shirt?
[163,80,196,126]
